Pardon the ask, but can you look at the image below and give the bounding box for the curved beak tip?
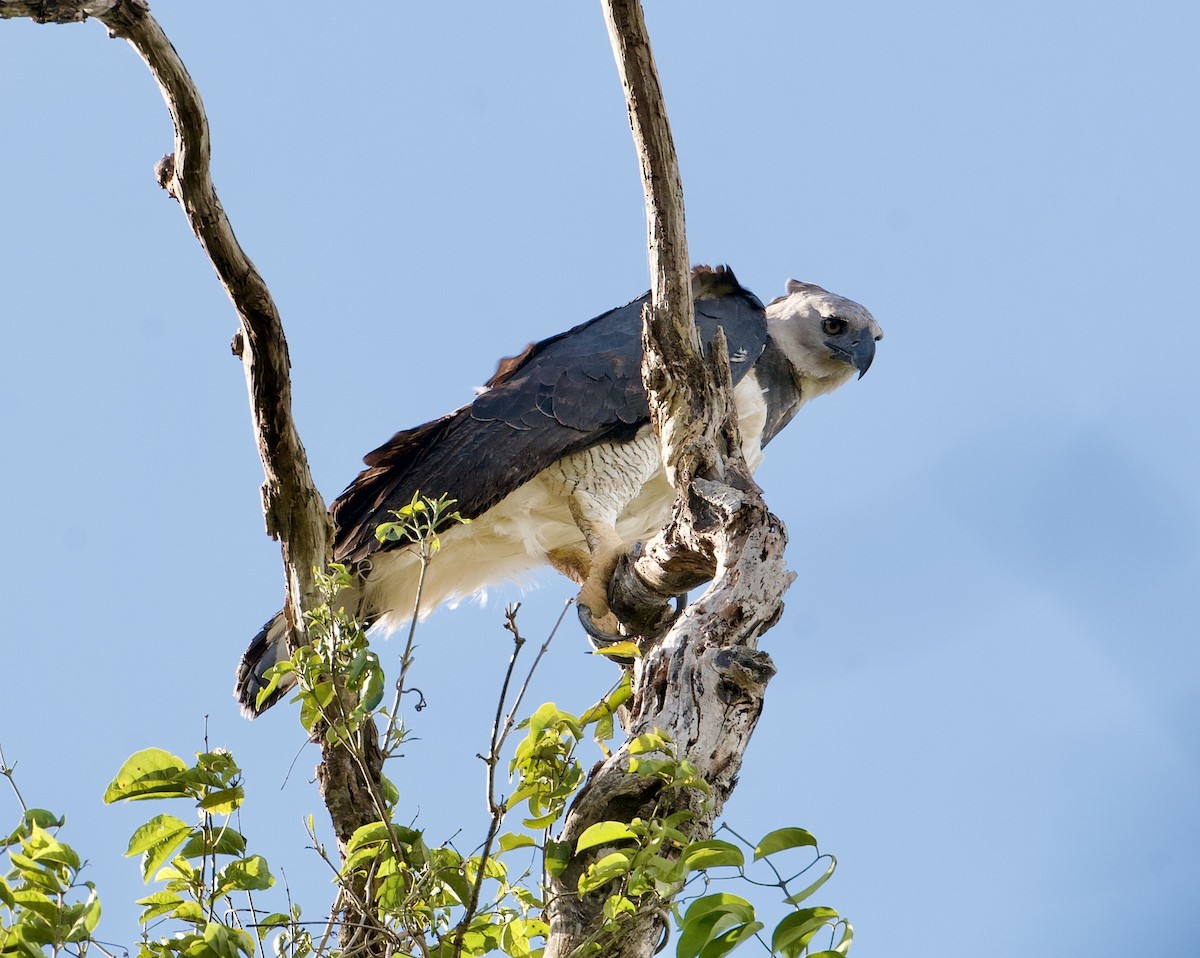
[852,338,876,379]
[826,333,877,379]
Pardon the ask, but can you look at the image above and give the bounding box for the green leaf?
[593,711,615,749]
[590,641,642,660]
[126,814,191,856]
[629,756,672,778]
[346,821,399,852]
[544,840,571,878]
[136,890,186,924]
[680,893,755,929]
[68,883,102,939]
[703,920,765,958]
[628,730,670,755]
[104,749,190,803]
[770,907,839,958]
[575,821,637,854]
[25,826,81,870]
[23,808,65,829]
[497,833,537,853]
[201,920,253,958]
[179,827,247,860]
[340,844,386,876]
[577,850,632,895]
[214,856,274,896]
[754,827,818,861]
[254,664,292,710]
[505,784,537,812]
[664,810,696,829]
[356,659,386,713]
[523,809,565,830]
[500,916,545,958]
[527,702,566,735]
[198,787,245,815]
[796,917,854,955]
[783,857,837,905]
[153,858,195,884]
[439,867,474,907]
[681,840,745,872]
[141,830,194,884]
[3,809,65,848]
[196,751,240,780]
[578,676,633,726]
[677,895,757,958]
[8,851,66,892]
[175,768,225,792]
[173,899,206,925]
[829,918,853,955]
[603,893,637,921]
[254,913,292,941]
[11,886,62,921]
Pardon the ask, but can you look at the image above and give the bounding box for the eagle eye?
[821,317,848,336]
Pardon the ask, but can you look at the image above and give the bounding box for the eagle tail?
[234,611,292,717]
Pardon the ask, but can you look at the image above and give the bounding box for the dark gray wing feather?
[331,266,766,563]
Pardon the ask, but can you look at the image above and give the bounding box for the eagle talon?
[577,591,690,653]
[577,602,627,648]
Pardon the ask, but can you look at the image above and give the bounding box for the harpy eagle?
[236,266,881,715]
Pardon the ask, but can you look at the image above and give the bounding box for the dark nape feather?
[328,267,768,565]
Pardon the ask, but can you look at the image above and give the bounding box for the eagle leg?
[546,546,591,585]
[548,544,634,644]
[560,490,629,638]
[578,534,691,648]
[576,536,626,637]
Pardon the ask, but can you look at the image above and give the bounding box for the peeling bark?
[543,3,792,957]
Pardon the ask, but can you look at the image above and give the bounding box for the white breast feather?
[363,372,771,634]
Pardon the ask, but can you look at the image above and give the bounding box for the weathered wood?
[4,5,386,953]
[543,3,791,956]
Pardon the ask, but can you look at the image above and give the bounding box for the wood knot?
[711,647,776,702]
[154,153,178,198]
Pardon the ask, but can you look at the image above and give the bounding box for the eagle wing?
[330,266,766,563]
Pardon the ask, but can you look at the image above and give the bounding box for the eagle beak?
[825,332,877,379]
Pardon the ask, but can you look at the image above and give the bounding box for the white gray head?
[766,279,883,402]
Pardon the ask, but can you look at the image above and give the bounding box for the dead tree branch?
[4,3,386,951]
[542,3,791,956]
[2,0,328,672]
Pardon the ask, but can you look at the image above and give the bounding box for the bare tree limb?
[600,0,746,632]
[4,3,387,951]
[2,0,329,663]
[542,3,791,956]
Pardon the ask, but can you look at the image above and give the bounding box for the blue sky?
[2,2,1198,954]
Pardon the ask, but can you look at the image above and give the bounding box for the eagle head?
[766,280,883,400]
